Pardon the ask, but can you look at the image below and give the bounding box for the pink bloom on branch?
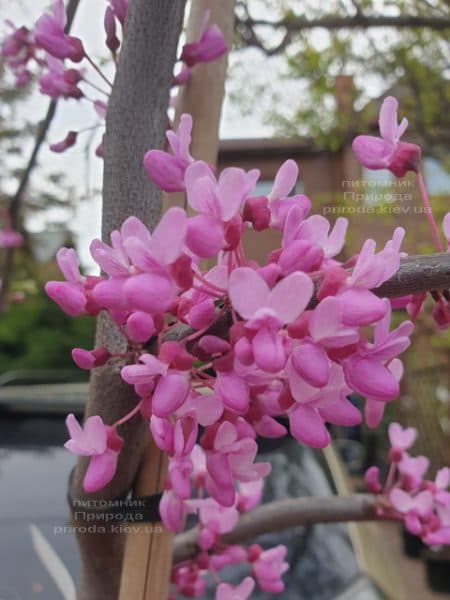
[34,0,85,62]
[108,0,128,26]
[364,466,382,493]
[180,12,228,67]
[352,96,421,177]
[46,247,101,316]
[204,421,271,507]
[252,545,289,593]
[185,161,259,257]
[39,55,83,99]
[388,422,417,453]
[72,347,110,370]
[50,130,78,153]
[215,577,255,600]
[0,228,23,248]
[1,21,35,86]
[229,267,313,372]
[104,6,120,54]
[391,488,433,517]
[347,227,405,289]
[64,414,123,492]
[144,114,194,193]
[91,208,187,314]
[268,160,311,231]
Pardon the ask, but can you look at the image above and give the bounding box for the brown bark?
[70,1,186,598]
[173,494,384,564]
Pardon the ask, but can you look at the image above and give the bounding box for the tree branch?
[235,12,450,55]
[0,0,81,310]
[173,494,386,564]
[164,252,450,344]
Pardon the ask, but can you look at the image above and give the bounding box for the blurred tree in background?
[233,0,450,160]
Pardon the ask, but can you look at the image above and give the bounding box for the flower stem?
[113,400,143,427]
[85,54,114,88]
[416,171,442,252]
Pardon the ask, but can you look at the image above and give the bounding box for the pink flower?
[91,209,187,314]
[39,55,83,99]
[388,422,417,453]
[121,353,189,418]
[180,12,228,67]
[143,114,194,192]
[46,247,101,316]
[352,96,421,177]
[34,0,84,62]
[288,362,360,448]
[1,21,35,86]
[252,545,289,593]
[204,421,271,507]
[347,227,405,289]
[280,207,348,273]
[390,488,433,534]
[364,466,382,493]
[215,372,249,414]
[268,160,311,231]
[160,488,188,531]
[343,300,412,404]
[398,453,430,491]
[0,228,23,248]
[104,6,120,54]
[108,0,128,25]
[229,267,313,372]
[185,162,260,257]
[50,130,78,153]
[215,577,255,600]
[189,497,240,534]
[64,414,123,492]
[72,347,110,370]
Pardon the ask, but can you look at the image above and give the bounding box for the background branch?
[173,494,386,564]
[235,12,450,55]
[0,0,81,310]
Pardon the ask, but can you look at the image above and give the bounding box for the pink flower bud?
[126,311,155,342]
[242,196,271,231]
[104,6,120,53]
[364,466,382,493]
[72,347,110,370]
[50,131,77,153]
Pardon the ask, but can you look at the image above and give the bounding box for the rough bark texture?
[70,1,186,598]
[173,494,383,564]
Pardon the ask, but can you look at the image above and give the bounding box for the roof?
[218,136,329,159]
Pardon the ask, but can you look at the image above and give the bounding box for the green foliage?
[0,288,95,374]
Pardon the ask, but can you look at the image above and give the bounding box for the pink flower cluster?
[353,96,450,329]
[2,2,227,156]
[46,111,418,596]
[365,423,450,546]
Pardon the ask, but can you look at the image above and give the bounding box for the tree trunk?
[69,1,186,598]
